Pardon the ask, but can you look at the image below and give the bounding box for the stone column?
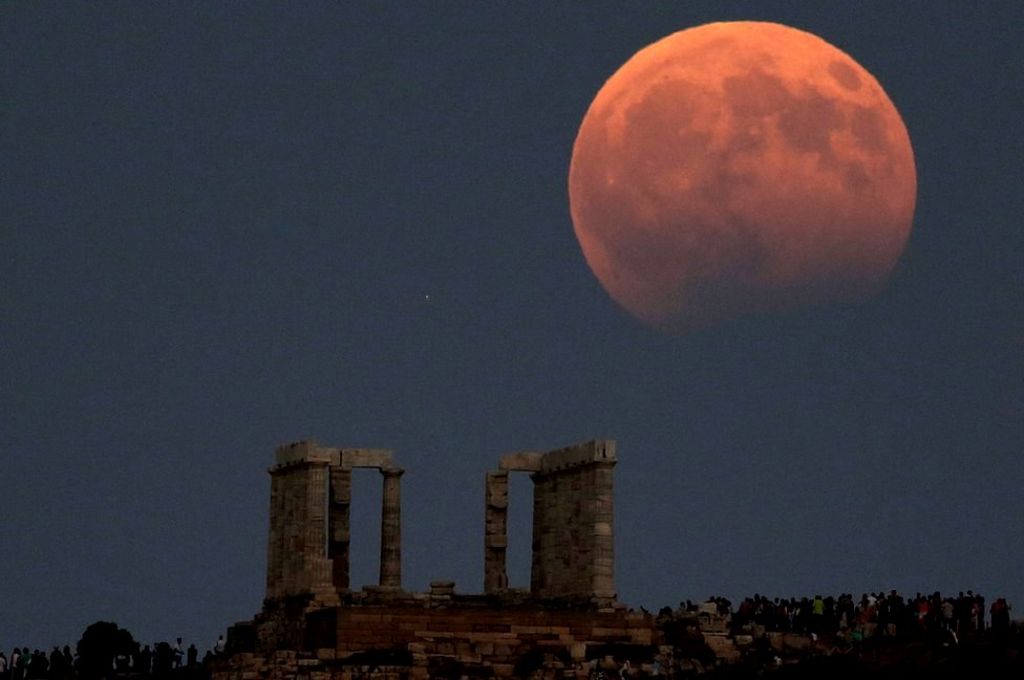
[328,466,352,591]
[280,468,301,595]
[484,471,509,593]
[265,468,285,599]
[278,466,299,593]
[530,471,550,595]
[379,468,403,589]
[304,462,333,593]
[527,441,618,603]
[591,461,616,602]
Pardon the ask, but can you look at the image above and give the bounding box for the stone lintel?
[538,439,616,473]
[273,440,332,467]
[273,443,398,470]
[337,448,394,470]
[498,451,543,472]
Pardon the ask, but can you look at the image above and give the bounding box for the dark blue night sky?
[2,1,1022,651]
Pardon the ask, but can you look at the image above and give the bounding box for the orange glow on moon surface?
[569,22,917,333]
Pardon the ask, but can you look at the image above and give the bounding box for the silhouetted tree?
[76,622,136,680]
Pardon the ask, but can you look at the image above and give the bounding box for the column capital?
[381,467,405,478]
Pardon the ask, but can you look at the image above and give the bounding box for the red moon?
[569,22,916,333]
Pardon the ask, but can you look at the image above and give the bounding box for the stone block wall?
[333,605,654,657]
[220,600,659,680]
[337,604,653,679]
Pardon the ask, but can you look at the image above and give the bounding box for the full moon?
[569,21,916,333]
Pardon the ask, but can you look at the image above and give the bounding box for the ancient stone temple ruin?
[215,438,1022,678]
[264,442,405,605]
[483,444,616,605]
[217,438,659,680]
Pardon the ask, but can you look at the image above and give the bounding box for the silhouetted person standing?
[48,648,62,679]
[29,650,48,679]
[11,649,23,680]
[171,640,183,669]
[152,643,173,677]
[138,646,152,676]
[60,648,72,680]
[991,598,1011,632]
[186,646,196,670]
[811,595,824,632]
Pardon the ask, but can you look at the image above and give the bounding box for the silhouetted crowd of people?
[664,590,1013,640]
[0,648,75,680]
[0,635,226,680]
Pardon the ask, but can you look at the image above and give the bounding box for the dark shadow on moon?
[828,59,862,90]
